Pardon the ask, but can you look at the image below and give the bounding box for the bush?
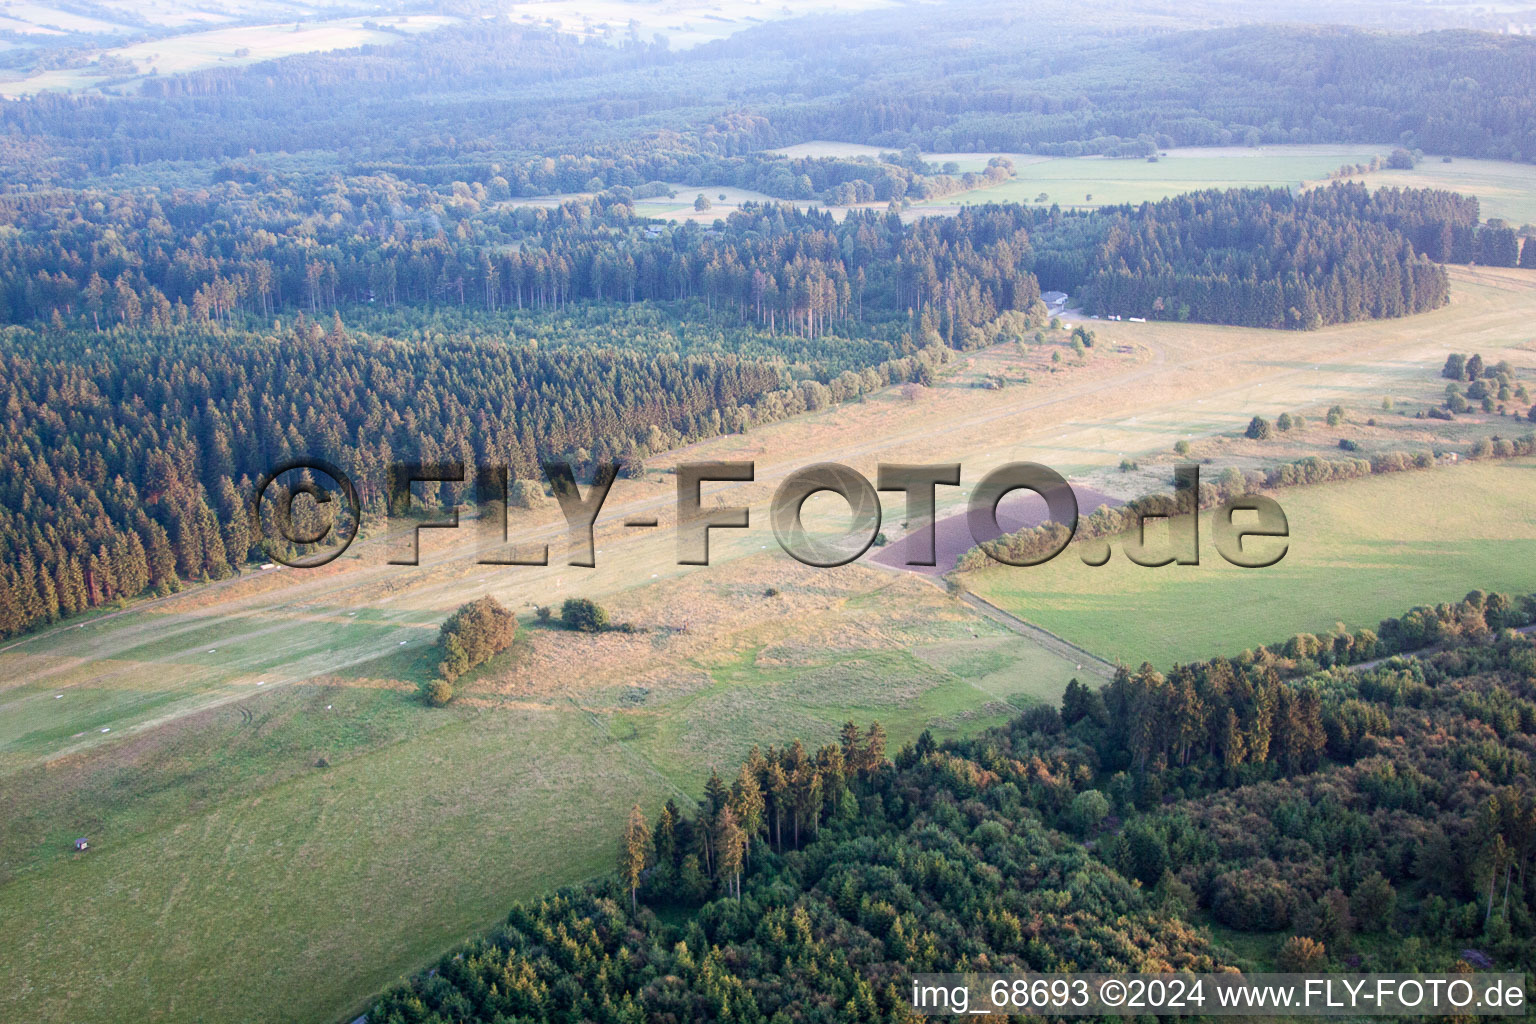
[423,678,455,707]
[1276,412,1293,432]
[438,596,517,682]
[561,597,609,632]
[1277,935,1328,972]
[1246,416,1272,440]
[1326,404,1345,426]
[509,479,546,509]
[1338,439,1360,451]
[535,605,552,621]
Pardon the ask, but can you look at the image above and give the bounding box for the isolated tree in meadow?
[1276,412,1293,432]
[619,802,650,913]
[438,596,517,681]
[694,194,712,212]
[1443,353,1467,380]
[1326,404,1345,426]
[1246,416,1272,440]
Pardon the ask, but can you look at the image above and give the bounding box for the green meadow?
[0,575,1081,1024]
[964,458,1536,668]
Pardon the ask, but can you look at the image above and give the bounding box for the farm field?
[0,14,458,96]
[537,144,1534,224]
[770,142,1536,225]
[3,265,1536,1023]
[934,145,1389,209]
[501,0,895,49]
[1333,156,1536,226]
[962,457,1536,669]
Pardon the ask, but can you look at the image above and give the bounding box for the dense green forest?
[4,182,1488,332]
[363,594,1536,1023]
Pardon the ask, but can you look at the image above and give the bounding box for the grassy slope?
[965,458,1536,669]
[0,569,1083,1024]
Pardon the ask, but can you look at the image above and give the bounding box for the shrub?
[423,678,455,707]
[1338,439,1360,451]
[1326,404,1345,426]
[1246,416,1272,440]
[535,605,552,621]
[1276,412,1293,432]
[1277,935,1328,972]
[509,479,546,509]
[561,597,609,632]
[1174,440,1190,456]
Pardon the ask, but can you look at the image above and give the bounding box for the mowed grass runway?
[964,458,1536,669]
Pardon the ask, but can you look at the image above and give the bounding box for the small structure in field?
[73,838,89,852]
